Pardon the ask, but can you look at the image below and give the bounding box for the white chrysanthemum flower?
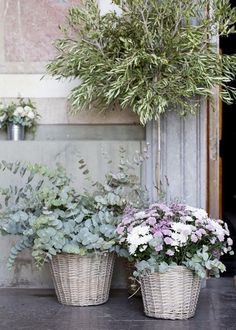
[171,233,188,245]
[131,225,150,236]
[186,206,208,219]
[27,111,35,119]
[207,219,225,236]
[24,105,32,113]
[127,232,139,246]
[21,109,27,117]
[127,225,152,255]
[171,222,192,234]
[138,234,153,245]
[134,211,146,220]
[14,106,24,115]
[171,222,193,246]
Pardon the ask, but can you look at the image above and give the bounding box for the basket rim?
[139,265,200,278]
[52,250,114,258]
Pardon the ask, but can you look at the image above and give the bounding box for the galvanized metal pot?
[7,123,25,141]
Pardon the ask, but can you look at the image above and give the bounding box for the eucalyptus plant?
[47,0,236,124]
[0,161,80,268]
[0,147,148,268]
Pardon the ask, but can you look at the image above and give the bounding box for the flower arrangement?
[0,98,39,129]
[117,203,234,278]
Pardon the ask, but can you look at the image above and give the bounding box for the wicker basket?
[140,266,201,320]
[50,252,115,306]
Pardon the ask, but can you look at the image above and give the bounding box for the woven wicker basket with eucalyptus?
[0,147,148,305]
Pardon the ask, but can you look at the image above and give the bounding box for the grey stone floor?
[0,278,235,330]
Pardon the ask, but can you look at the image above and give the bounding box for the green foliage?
[0,160,80,268]
[0,147,149,268]
[84,145,150,211]
[183,245,226,278]
[47,0,236,124]
[7,237,33,269]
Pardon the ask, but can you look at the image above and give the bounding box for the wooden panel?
[207,87,222,219]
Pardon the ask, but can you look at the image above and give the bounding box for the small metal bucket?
[7,123,25,141]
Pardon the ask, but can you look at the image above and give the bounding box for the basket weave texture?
[50,252,115,306]
[140,266,201,320]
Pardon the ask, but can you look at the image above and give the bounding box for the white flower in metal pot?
[27,110,35,119]
[14,106,24,116]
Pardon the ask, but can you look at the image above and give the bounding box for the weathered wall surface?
[0,0,139,124]
[0,0,207,288]
[160,108,207,207]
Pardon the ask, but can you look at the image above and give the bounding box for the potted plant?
[0,148,148,305]
[0,98,39,140]
[116,203,234,319]
[46,0,236,125]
